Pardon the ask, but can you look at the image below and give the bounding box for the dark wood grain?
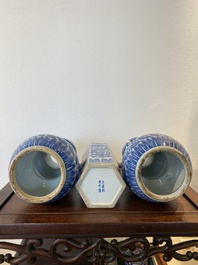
[0,184,197,239]
[185,186,198,208]
[0,183,13,207]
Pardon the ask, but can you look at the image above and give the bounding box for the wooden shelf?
[0,183,197,264]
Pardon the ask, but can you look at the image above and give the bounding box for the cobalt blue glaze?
[9,134,79,203]
[122,134,192,203]
[88,143,114,164]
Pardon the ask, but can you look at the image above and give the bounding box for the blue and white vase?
[76,143,126,208]
[9,134,79,203]
[122,134,192,203]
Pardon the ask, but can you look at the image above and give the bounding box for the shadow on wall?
[190,170,198,193]
[188,100,198,193]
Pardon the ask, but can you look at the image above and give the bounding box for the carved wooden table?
[0,183,197,264]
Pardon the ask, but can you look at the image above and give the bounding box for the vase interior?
[141,151,186,196]
[14,151,61,197]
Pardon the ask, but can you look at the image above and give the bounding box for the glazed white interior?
[9,147,66,203]
[137,147,191,201]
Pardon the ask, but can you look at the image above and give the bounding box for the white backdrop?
[0,0,198,190]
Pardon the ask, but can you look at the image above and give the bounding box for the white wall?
[0,0,198,190]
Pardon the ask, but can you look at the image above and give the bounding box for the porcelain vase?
[9,134,79,203]
[76,143,126,208]
[122,134,192,203]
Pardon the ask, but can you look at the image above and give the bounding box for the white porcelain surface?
[76,143,126,208]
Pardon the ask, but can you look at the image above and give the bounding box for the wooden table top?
[0,183,197,239]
